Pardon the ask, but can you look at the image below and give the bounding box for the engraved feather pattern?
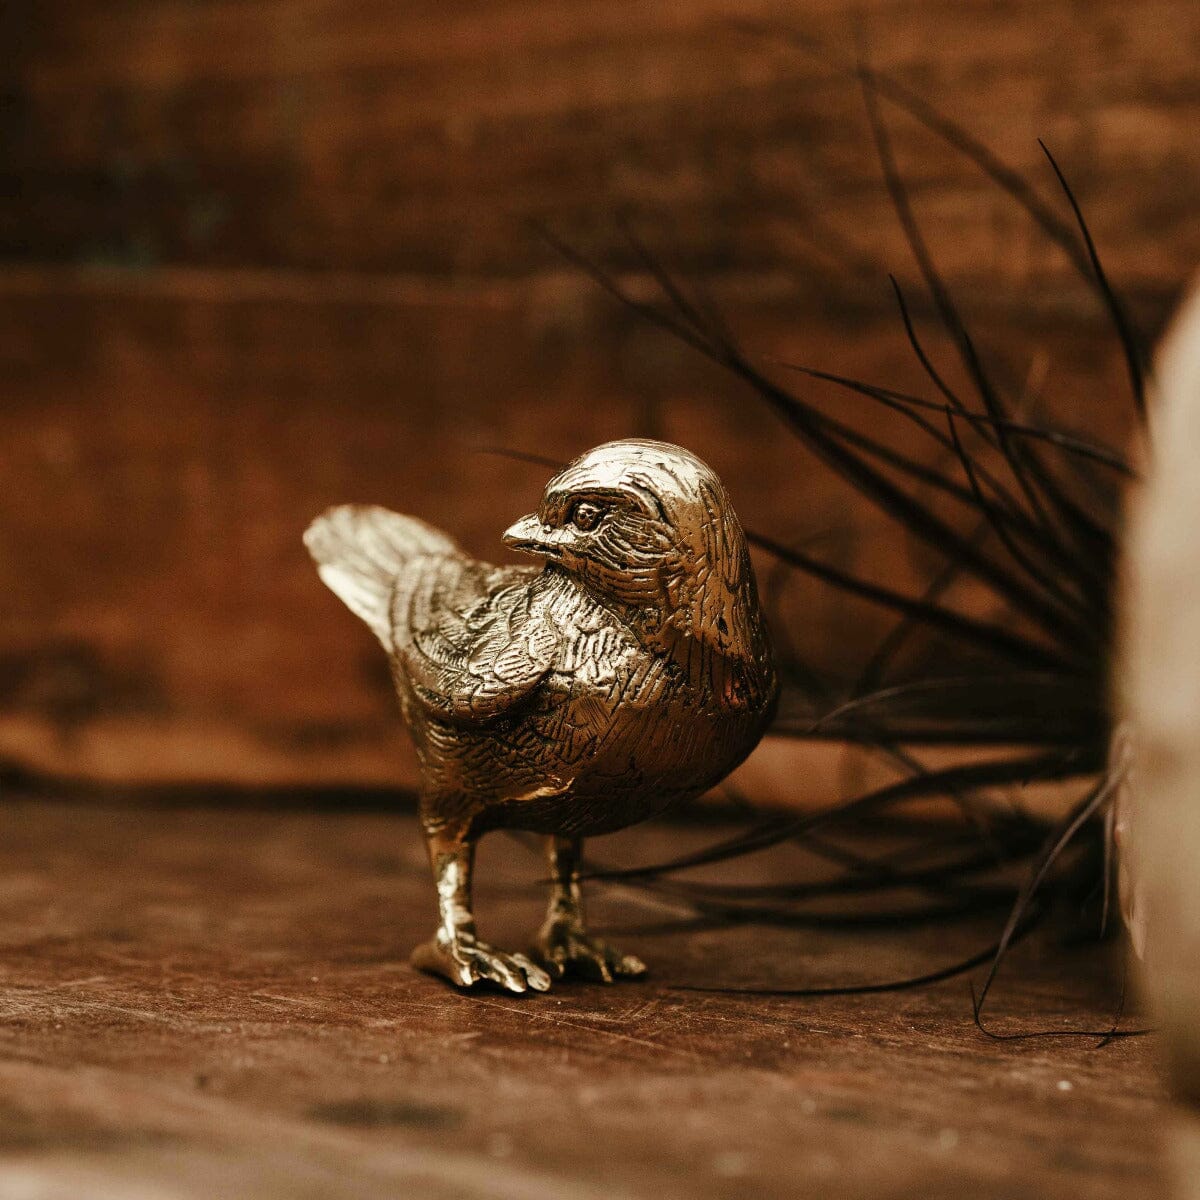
[306,442,777,833]
[394,558,560,724]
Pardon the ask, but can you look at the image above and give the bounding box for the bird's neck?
[541,564,775,711]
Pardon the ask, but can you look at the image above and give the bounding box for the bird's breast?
[416,577,775,837]
[513,621,768,829]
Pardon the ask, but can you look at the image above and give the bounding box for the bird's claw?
[532,921,647,983]
[411,931,552,994]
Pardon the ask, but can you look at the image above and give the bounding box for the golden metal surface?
[305,439,777,991]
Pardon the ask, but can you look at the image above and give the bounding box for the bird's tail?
[304,505,461,650]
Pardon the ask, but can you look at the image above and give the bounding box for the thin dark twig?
[852,520,988,697]
[615,214,738,351]
[750,530,1076,673]
[757,21,1149,429]
[769,358,1029,522]
[735,22,1117,288]
[774,361,1135,476]
[945,410,1088,619]
[582,751,1089,882]
[859,70,1103,593]
[1038,140,1147,418]
[533,221,717,359]
[475,445,565,471]
[971,965,1149,1043]
[668,907,1043,996]
[808,673,1081,732]
[861,71,1021,445]
[971,768,1124,1025]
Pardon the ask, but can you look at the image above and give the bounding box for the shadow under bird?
[305,439,777,992]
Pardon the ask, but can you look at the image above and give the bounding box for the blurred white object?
[1121,275,1200,1195]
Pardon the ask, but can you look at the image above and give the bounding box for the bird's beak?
[502,513,557,557]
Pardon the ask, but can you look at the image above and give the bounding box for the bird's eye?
[569,500,605,532]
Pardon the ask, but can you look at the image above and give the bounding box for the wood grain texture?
[0,0,1191,787]
[0,798,1165,1199]
[3,0,1198,290]
[0,264,1140,788]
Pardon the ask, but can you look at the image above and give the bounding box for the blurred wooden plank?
[1,0,1191,789]
[0,797,1166,1199]
[2,0,1197,290]
[0,265,1140,787]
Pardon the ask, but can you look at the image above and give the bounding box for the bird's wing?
[393,558,560,724]
[304,505,461,650]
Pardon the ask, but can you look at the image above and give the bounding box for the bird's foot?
[411,930,552,994]
[532,920,647,983]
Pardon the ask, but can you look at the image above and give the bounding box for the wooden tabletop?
[0,798,1166,1199]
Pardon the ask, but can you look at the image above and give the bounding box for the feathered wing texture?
[392,557,561,724]
[304,504,461,650]
[306,504,559,724]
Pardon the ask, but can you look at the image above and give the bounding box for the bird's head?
[503,439,773,704]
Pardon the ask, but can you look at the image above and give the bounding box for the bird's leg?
[532,835,647,983]
[410,822,551,994]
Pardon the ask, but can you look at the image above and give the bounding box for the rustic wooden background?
[1,0,1196,792]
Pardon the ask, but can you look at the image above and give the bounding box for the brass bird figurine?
[305,439,777,992]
